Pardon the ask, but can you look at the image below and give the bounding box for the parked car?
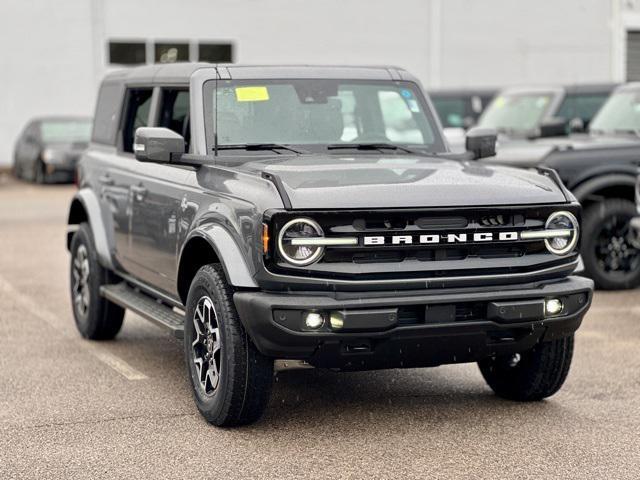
[66,63,592,427]
[429,88,496,152]
[484,82,640,290]
[478,84,615,142]
[13,116,91,183]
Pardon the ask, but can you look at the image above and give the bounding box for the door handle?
[131,184,148,201]
[99,174,115,186]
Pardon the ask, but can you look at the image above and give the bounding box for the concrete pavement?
[0,176,639,479]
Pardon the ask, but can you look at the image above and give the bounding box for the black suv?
[66,64,593,426]
[486,83,640,290]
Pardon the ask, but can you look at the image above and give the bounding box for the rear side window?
[556,93,610,124]
[92,83,124,145]
[158,89,190,150]
[121,88,153,153]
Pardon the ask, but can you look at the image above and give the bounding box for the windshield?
[39,120,91,144]
[589,90,640,132]
[478,93,554,131]
[208,79,444,151]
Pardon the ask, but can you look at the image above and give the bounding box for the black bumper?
[233,275,593,370]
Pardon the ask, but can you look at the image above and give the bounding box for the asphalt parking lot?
[0,175,639,479]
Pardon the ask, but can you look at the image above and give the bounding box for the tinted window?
[121,89,153,153]
[555,93,609,124]
[431,97,468,128]
[199,43,233,63]
[108,42,146,65]
[159,89,190,151]
[155,43,189,63]
[92,83,124,145]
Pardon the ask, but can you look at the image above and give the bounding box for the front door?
[128,88,191,294]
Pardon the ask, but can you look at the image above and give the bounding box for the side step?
[100,282,185,339]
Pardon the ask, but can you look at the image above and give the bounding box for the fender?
[571,173,636,203]
[180,224,258,288]
[67,188,114,270]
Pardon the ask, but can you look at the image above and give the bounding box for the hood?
[230,154,567,209]
[489,133,640,167]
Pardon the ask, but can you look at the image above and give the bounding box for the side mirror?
[465,127,497,160]
[134,127,185,163]
[538,117,567,138]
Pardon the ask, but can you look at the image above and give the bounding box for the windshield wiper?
[215,143,306,154]
[326,143,427,155]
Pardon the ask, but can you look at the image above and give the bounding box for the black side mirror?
[465,127,497,160]
[134,127,185,164]
[538,117,567,138]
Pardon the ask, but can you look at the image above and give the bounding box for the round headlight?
[277,218,324,266]
[545,211,579,256]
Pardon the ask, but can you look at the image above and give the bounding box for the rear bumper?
[233,275,593,370]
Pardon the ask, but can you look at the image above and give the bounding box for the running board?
[100,282,185,339]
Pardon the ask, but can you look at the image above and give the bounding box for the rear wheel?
[581,198,640,290]
[184,264,273,427]
[479,335,574,401]
[69,223,124,339]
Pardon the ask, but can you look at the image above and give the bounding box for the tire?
[581,198,640,290]
[478,335,574,401]
[184,264,273,427]
[69,222,124,340]
[34,160,46,184]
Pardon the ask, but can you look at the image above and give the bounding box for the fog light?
[329,311,344,330]
[545,298,563,316]
[304,312,325,329]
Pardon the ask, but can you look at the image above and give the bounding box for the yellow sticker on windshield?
[235,86,269,102]
[494,96,506,108]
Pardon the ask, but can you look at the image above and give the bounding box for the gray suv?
[66,64,593,426]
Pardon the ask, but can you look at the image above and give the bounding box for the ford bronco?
[67,64,593,426]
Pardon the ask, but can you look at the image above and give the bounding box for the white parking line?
[0,274,148,381]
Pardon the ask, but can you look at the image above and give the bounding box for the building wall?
[0,0,627,167]
[0,0,96,168]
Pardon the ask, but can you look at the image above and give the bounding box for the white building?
[1,0,639,166]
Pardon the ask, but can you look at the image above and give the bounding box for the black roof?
[103,63,420,85]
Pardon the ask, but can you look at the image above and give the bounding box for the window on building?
[121,89,153,153]
[627,31,640,81]
[155,43,189,63]
[108,41,146,65]
[158,89,190,151]
[199,43,233,63]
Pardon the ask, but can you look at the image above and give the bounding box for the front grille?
[266,204,579,283]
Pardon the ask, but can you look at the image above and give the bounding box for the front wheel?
[184,264,273,427]
[581,198,640,290]
[478,335,574,401]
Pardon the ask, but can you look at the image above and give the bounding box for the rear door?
[128,87,191,294]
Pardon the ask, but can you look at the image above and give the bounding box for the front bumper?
[234,275,593,370]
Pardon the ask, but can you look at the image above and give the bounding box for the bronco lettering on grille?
[363,231,520,245]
